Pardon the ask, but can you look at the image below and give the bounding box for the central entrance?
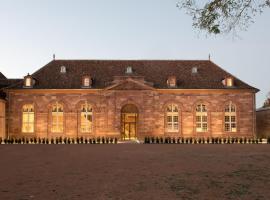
[121,104,138,140]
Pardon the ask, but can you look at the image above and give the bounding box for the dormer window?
[82,76,92,88]
[24,74,33,88]
[223,77,234,87]
[126,66,133,74]
[167,76,177,87]
[60,66,66,73]
[192,67,198,74]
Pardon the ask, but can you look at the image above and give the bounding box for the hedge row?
[0,137,118,144]
[144,137,270,144]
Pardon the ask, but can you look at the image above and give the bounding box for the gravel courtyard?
[0,144,270,200]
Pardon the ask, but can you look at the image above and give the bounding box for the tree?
[263,92,270,107]
[177,0,270,34]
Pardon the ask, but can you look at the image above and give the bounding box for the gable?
[105,78,154,90]
[0,72,7,80]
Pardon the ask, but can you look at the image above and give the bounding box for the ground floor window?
[166,104,179,132]
[225,102,237,132]
[196,104,208,132]
[22,104,34,133]
[81,103,93,132]
[51,103,63,133]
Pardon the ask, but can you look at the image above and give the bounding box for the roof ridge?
[53,59,211,62]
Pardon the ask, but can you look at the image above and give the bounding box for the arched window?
[196,104,207,132]
[22,104,34,133]
[225,102,237,132]
[51,102,63,133]
[166,104,179,132]
[81,103,93,132]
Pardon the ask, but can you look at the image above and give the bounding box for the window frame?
[195,104,208,132]
[165,104,179,132]
[51,102,64,133]
[21,104,35,133]
[224,102,237,133]
[80,103,93,133]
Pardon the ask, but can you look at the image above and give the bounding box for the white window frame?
[51,102,63,133]
[196,104,208,132]
[225,102,237,132]
[22,104,34,133]
[166,104,179,132]
[81,103,93,133]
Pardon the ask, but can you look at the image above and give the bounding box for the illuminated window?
[84,77,90,87]
[25,78,31,87]
[167,76,177,87]
[22,104,34,133]
[222,77,234,87]
[51,103,63,133]
[225,102,237,132]
[166,104,179,132]
[81,103,93,132]
[196,104,208,132]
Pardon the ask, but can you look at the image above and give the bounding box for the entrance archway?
[121,104,138,140]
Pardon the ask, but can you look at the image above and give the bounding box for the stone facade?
[0,99,6,139]
[5,89,256,140]
[1,59,258,140]
[256,107,270,138]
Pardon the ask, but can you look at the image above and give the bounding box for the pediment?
[104,78,154,90]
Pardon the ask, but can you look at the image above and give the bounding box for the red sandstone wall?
[256,109,270,138]
[6,90,255,139]
[0,99,5,139]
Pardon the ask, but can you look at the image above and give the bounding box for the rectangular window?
[52,112,63,132]
[84,78,90,87]
[22,105,34,133]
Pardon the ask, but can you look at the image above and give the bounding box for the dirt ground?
[0,144,270,200]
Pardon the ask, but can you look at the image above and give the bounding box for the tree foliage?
[177,0,270,34]
[263,92,270,107]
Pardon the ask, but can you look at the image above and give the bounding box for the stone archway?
[121,104,138,140]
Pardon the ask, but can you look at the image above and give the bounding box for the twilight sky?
[0,0,269,108]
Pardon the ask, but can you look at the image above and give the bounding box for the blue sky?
[0,0,269,108]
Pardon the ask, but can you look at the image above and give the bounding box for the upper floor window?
[24,74,33,88]
[225,102,237,132]
[167,76,177,87]
[192,67,198,74]
[60,66,66,74]
[51,102,63,133]
[222,77,234,87]
[82,76,92,88]
[22,104,34,133]
[196,104,207,132]
[81,103,93,133]
[126,66,133,74]
[166,104,179,132]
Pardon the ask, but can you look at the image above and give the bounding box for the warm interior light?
[25,77,31,87]
[226,78,233,87]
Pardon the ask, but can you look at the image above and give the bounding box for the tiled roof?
[7,60,258,91]
[0,72,7,80]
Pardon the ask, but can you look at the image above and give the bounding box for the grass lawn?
[0,144,270,200]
